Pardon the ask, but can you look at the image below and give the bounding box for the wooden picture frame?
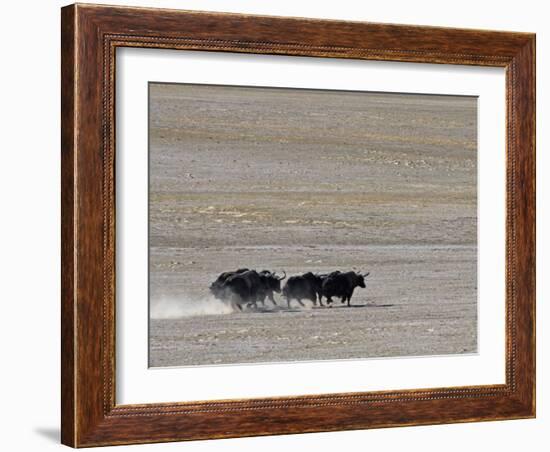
[61,3,535,447]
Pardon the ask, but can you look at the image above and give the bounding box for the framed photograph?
[61,3,535,447]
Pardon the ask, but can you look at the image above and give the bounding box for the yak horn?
[276,270,286,280]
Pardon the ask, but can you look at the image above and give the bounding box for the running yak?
[209,268,249,298]
[209,269,285,310]
[322,271,370,307]
[258,270,286,306]
[282,271,340,308]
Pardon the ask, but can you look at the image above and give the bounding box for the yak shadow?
[323,303,395,309]
[250,306,300,314]
[247,303,394,313]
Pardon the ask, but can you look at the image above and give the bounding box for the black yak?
[322,271,369,307]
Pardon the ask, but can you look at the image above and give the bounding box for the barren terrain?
[148,83,477,367]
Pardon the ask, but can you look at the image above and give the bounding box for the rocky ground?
[148,83,477,367]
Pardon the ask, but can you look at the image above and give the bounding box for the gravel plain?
[148,83,477,367]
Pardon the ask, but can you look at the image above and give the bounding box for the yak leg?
[326,296,333,307]
[268,292,278,306]
[296,298,305,307]
[257,294,266,307]
[347,289,355,306]
[311,289,322,307]
[229,294,243,311]
[342,291,353,306]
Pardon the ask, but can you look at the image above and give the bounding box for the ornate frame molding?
[62,4,535,447]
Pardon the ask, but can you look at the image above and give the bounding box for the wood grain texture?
[60,4,76,446]
[60,3,536,447]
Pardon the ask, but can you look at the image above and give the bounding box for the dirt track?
[148,83,477,367]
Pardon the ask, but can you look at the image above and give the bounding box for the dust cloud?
[150,295,234,319]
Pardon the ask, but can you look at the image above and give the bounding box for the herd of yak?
[209,268,370,310]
